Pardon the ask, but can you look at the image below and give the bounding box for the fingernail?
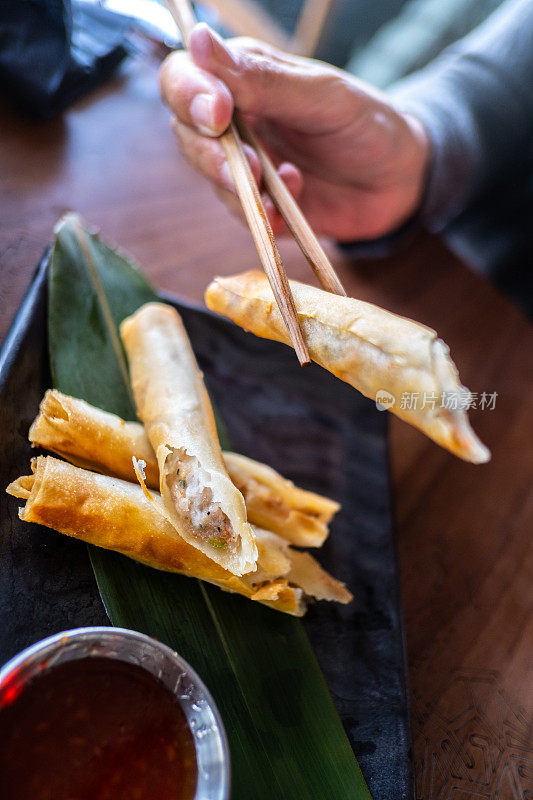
[263,197,275,218]
[220,161,235,192]
[190,93,216,135]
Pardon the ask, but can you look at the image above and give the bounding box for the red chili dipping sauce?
[0,656,197,800]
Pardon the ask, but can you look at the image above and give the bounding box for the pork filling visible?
[166,450,237,551]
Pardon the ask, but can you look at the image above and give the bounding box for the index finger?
[159,49,234,137]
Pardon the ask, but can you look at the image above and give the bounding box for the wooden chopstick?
[290,0,334,57]
[219,123,313,363]
[234,113,346,296]
[201,0,290,51]
[165,0,310,365]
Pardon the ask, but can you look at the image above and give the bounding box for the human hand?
[159,23,430,241]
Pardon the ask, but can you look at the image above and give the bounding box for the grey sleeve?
[389,0,533,230]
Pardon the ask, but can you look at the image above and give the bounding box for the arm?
[390,0,533,229]
[159,24,430,242]
[159,1,532,243]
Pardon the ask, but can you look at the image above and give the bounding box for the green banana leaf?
[47,214,372,800]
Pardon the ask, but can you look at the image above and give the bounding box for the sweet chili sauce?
[0,657,197,800]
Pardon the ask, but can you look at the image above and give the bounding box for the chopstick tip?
[295,348,311,367]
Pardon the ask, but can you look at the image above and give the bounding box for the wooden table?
[1,55,532,799]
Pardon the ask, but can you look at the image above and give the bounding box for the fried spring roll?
[205,271,490,464]
[222,452,338,547]
[120,303,257,576]
[29,390,338,547]
[6,457,352,616]
[29,389,160,486]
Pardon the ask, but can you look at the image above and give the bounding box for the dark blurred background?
[1,0,505,119]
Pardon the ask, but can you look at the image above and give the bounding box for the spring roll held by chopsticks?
[6,457,352,616]
[29,391,338,547]
[120,302,257,575]
[205,271,490,464]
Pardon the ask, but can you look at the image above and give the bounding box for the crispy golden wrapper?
[29,390,338,547]
[121,302,257,575]
[6,457,352,616]
[222,452,338,547]
[205,271,490,464]
[29,390,159,486]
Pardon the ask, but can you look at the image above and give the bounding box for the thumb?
[189,23,354,132]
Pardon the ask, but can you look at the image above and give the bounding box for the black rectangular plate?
[0,255,412,800]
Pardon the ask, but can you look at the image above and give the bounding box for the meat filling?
[166,450,237,551]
